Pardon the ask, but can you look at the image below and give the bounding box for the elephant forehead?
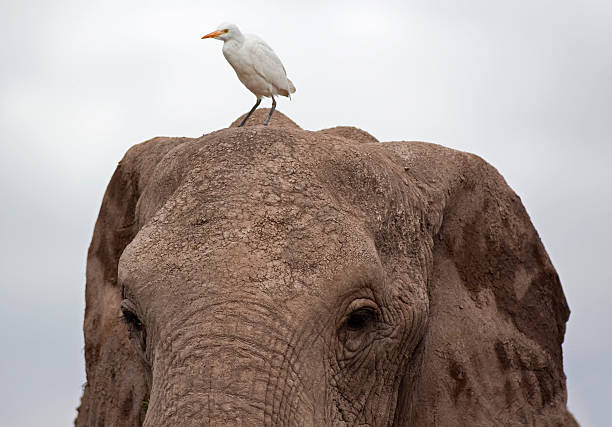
[119,171,383,301]
[118,128,418,301]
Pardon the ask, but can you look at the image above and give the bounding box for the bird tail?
[279,79,296,98]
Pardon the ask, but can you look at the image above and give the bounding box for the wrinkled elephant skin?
[76,110,577,426]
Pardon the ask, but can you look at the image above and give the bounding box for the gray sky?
[1,0,610,425]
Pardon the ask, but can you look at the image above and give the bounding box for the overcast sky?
[1,0,610,425]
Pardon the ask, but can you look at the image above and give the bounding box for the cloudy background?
[1,0,610,425]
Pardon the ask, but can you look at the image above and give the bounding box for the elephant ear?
[76,137,190,426]
[382,142,577,426]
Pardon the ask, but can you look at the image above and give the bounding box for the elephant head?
[76,110,576,426]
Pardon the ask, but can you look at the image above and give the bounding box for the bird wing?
[246,36,293,96]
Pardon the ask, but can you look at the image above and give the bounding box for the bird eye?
[223,29,229,33]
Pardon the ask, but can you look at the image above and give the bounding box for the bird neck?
[224,31,245,45]
[222,37,245,60]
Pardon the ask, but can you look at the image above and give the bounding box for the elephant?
[76,110,577,426]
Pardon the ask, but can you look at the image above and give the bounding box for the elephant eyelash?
[120,305,144,330]
[119,303,149,363]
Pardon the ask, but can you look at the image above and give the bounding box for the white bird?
[202,23,296,126]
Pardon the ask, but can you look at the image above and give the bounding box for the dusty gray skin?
[76,111,577,426]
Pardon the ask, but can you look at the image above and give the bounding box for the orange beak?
[201,30,224,39]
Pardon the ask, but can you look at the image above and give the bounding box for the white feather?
[210,23,296,99]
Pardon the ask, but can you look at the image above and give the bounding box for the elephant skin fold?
[76,110,578,426]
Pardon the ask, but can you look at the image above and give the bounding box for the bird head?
[201,23,240,41]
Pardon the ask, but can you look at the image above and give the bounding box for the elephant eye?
[120,305,143,330]
[120,300,148,361]
[338,304,379,353]
[345,307,377,331]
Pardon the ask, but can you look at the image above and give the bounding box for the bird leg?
[238,98,262,127]
[264,97,276,126]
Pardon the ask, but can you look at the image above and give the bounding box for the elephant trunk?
[144,355,267,425]
[143,304,314,426]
